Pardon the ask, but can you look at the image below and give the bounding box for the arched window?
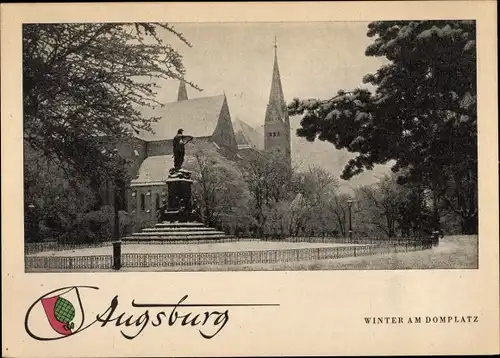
[140,193,145,211]
[155,194,160,211]
[268,132,272,137]
[277,132,280,136]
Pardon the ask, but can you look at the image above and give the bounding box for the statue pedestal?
[167,178,193,211]
[158,170,199,223]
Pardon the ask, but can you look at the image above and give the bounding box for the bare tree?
[191,143,250,230]
[355,175,401,237]
[240,150,295,236]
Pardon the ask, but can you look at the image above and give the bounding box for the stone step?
[133,231,226,237]
[122,234,231,242]
[155,222,205,228]
[143,227,218,233]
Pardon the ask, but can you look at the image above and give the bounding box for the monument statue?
[172,128,193,171]
[159,128,197,223]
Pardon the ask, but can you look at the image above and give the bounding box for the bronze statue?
[172,129,193,171]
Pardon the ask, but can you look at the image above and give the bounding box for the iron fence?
[259,236,427,245]
[121,240,433,268]
[25,237,434,271]
[25,255,112,270]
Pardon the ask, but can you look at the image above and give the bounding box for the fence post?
[113,241,122,270]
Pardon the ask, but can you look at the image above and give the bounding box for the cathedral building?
[104,42,291,228]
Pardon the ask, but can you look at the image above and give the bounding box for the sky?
[156,22,386,127]
[154,22,391,191]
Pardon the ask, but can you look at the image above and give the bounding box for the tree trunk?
[461,213,478,235]
[432,189,440,230]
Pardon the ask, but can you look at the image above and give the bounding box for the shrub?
[56,206,137,244]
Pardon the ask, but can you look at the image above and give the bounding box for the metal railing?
[25,255,112,271]
[25,237,433,271]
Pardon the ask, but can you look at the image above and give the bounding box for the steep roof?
[130,154,200,186]
[233,119,265,150]
[136,95,226,141]
[177,80,188,101]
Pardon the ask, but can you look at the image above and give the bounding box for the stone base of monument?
[121,221,236,244]
[122,168,235,244]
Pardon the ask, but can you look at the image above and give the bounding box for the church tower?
[264,38,291,168]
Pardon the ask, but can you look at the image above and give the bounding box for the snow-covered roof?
[232,119,264,150]
[136,95,226,141]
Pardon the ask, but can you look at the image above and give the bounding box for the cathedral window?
[140,193,145,211]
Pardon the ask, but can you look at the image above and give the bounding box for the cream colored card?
[2,1,499,356]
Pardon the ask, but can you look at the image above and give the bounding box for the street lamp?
[103,148,123,270]
[347,199,353,243]
[26,203,37,243]
[107,148,120,241]
[113,180,120,240]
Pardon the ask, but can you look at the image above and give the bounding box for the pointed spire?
[265,37,287,123]
[177,79,188,101]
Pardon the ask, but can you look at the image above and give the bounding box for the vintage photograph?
[23,21,478,272]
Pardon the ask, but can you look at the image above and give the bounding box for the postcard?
[2,1,499,356]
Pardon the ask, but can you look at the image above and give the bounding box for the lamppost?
[104,148,121,241]
[27,203,37,243]
[347,199,353,243]
[113,179,120,241]
[108,148,122,270]
[112,181,121,270]
[111,149,121,241]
